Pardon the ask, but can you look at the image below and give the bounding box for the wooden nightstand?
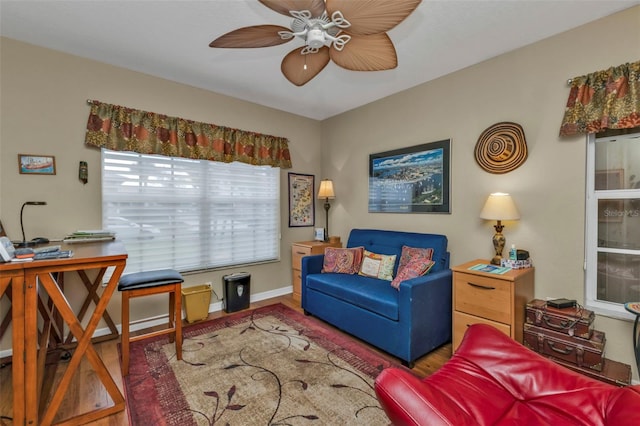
[451,259,534,352]
[291,240,341,304]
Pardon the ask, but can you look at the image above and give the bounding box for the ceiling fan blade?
[209,25,291,48]
[259,0,326,18]
[330,33,397,71]
[281,47,330,86]
[326,0,422,35]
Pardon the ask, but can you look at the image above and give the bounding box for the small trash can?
[223,272,250,313]
[181,284,212,323]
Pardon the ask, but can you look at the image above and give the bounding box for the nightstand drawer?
[454,272,512,324]
[292,245,312,270]
[292,270,302,301]
[453,311,511,350]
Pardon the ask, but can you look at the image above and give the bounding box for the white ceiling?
[1,0,638,120]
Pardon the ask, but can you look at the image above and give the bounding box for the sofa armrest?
[301,254,324,307]
[301,254,323,275]
[605,386,640,424]
[375,367,460,426]
[398,269,453,351]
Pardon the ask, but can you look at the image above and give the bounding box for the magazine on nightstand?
[468,263,511,274]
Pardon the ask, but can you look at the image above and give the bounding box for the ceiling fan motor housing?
[306,28,325,48]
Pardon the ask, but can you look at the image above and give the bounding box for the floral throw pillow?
[358,250,397,281]
[391,256,435,289]
[322,246,364,274]
[398,246,434,272]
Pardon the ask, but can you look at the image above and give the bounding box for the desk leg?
[38,265,126,426]
[24,272,38,426]
[63,269,119,347]
[1,273,25,425]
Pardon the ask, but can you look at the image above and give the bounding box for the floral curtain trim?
[559,60,640,137]
[85,100,292,168]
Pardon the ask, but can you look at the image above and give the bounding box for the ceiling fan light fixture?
[211,0,423,86]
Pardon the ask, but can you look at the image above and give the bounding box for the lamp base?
[491,230,506,266]
[13,240,36,248]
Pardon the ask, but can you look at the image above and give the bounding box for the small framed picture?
[314,228,325,241]
[18,154,56,175]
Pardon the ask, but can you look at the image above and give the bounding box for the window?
[585,130,640,318]
[102,149,280,275]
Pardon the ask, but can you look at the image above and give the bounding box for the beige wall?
[1,6,640,379]
[0,37,322,350]
[321,6,640,379]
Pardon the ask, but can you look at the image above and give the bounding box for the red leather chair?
[375,324,640,425]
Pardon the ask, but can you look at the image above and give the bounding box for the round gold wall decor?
[474,122,528,174]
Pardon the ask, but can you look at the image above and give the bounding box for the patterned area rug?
[124,303,396,425]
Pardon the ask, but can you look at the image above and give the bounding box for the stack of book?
[63,230,115,243]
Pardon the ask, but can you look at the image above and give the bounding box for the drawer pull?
[295,251,307,255]
[547,341,574,355]
[467,282,496,290]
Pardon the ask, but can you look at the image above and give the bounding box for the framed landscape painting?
[369,139,451,213]
[288,172,315,227]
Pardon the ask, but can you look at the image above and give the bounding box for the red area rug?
[124,303,396,425]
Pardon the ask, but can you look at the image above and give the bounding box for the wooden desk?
[2,241,127,426]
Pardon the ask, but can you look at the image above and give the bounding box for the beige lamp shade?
[317,179,335,199]
[479,193,520,221]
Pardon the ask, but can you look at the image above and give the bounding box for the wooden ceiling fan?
[210,0,422,86]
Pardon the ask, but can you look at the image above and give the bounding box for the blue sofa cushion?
[306,273,399,321]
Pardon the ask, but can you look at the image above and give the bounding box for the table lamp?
[15,201,47,248]
[317,179,335,242]
[479,193,520,265]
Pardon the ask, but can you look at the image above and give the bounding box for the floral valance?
[559,61,640,137]
[84,100,292,168]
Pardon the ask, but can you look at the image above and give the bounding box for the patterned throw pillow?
[397,246,434,272]
[358,250,397,281]
[391,256,436,289]
[322,246,364,274]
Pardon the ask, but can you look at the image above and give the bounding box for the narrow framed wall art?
[288,172,315,227]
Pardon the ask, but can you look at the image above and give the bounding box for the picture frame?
[314,228,325,241]
[18,154,56,175]
[288,172,315,227]
[369,139,451,213]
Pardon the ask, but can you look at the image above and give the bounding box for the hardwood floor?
[0,294,451,425]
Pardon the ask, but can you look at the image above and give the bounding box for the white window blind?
[102,149,280,275]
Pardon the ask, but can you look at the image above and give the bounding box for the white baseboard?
[0,285,294,360]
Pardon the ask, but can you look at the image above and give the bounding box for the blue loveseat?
[301,229,452,367]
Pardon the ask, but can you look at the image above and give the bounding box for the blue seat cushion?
[118,269,184,291]
[306,273,399,321]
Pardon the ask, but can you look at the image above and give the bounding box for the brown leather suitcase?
[523,323,605,371]
[525,299,595,339]
[553,357,631,387]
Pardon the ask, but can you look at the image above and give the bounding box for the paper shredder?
[222,272,251,313]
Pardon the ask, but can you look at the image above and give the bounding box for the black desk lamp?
[15,201,47,248]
